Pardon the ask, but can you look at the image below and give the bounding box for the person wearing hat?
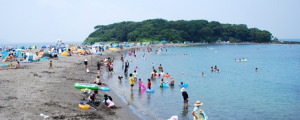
[192,100,204,120]
[181,87,189,108]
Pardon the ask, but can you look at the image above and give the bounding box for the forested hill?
[84,19,274,44]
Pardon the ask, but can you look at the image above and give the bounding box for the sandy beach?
[0,49,141,120]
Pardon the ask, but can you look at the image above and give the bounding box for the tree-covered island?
[84,19,275,44]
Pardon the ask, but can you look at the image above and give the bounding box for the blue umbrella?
[41,45,46,48]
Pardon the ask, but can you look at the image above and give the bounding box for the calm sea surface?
[103,44,300,120]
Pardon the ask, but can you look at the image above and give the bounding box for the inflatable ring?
[179,83,189,88]
[159,83,169,88]
[164,74,170,77]
[78,103,91,109]
[99,87,110,91]
[80,89,91,94]
[146,89,155,93]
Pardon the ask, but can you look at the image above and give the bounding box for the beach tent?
[15,51,23,58]
[109,48,119,52]
[25,53,38,62]
[1,51,9,60]
[42,51,52,58]
[96,51,104,55]
[60,51,69,56]
[77,49,86,54]
[38,52,44,58]
[161,40,168,43]
[41,45,47,49]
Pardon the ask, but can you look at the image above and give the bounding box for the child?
[138,78,143,90]
[129,73,134,90]
[160,79,164,87]
[49,60,53,69]
[118,76,123,81]
[133,70,138,82]
[147,79,151,89]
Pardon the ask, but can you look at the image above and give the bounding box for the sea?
[102,44,300,120]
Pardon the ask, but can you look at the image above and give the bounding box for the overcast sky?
[1,0,299,44]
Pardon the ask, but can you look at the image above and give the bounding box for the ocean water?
[103,44,300,120]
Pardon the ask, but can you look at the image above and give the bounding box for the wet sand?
[0,49,141,120]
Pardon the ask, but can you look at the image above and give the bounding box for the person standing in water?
[129,73,135,90]
[133,70,138,82]
[170,78,175,86]
[181,87,189,109]
[147,79,152,89]
[160,79,165,87]
[192,100,204,120]
[158,64,163,72]
[201,72,204,76]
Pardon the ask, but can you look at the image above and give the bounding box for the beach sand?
[0,49,141,120]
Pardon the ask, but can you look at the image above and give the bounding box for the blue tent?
[161,40,168,43]
[41,45,46,48]
[1,51,9,59]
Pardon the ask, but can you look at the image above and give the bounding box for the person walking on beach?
[84,59,88,71]
[192,100,204,120]
[181,87,189,109]
[129,73,135,90]
[49,60,53,69]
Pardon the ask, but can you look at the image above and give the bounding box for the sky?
[0,0,299,44]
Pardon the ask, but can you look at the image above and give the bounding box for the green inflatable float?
[74,83,99,90]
